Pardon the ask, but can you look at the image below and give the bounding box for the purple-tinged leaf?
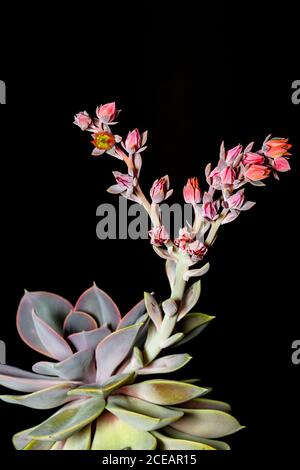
[63,311,98,336]
[0,382,76,409]
[117,299,146,330]
[75,284,121,330]
[13,427,53,450]
[33,349,96,382]
[16,291,73,356]
[0,365,68,393]
[177,281,201,321]
[144,293,162,330]
[68,326,111,351]
[96,324,143,384]
[240,201,256,211]
[32,309,73,361]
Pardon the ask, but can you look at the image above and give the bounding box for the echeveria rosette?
[0,284,242,450]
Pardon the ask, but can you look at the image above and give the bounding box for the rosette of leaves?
[0,284,243,450]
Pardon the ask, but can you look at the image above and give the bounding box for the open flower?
[150,176,173,203]
[74,111,92,130]
[187,240,208,261]
[183,177,202,204]
[174,226,195,250]
[263,137,292,158]
[149,225,169,246]
[96,102,118,124]
[91,132,116,156]
[245,164,271,181]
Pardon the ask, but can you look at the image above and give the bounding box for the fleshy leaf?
[75,284,121,329]
[63,424,91,450]
[119,379,209,405]
[68,326,111,351]
[50,441,65,450]
[177,281,201,321]
[91,411,157,450]
[33,349,96,382]
[96,324,143,384]
[31,309,73,361]
[68,373,135,398]
[0,382,76,409]
[106,395,183,431]
[183,263,210,281]
[161,332,184,348]
[0,365,67,393]
[151,431,216,450]
[163,426,231,450]
[144,293,162,330]
[175,313,214,347]
[117,299,146,330]
[16,291,73,357]
[63,311,97,336]
[13,427,53,450]
[170,408,244,438]
[177,397,232,413]
[29,397,105,441]
[138,354,192,375]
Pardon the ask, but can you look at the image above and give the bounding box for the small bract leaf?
[161,332,184,349]
[177,281,201,321]
[144,293,162,330]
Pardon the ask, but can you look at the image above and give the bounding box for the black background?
[0,1,299,464]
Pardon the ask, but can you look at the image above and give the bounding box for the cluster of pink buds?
[75,102,292,270]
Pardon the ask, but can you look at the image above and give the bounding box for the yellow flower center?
[93,132,115,150]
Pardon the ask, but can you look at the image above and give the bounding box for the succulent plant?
[0,285,242,450]
[0,102,292,450]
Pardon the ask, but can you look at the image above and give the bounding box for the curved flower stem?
[205,209,229,247]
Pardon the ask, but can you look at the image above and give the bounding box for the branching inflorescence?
[0,102,292,450]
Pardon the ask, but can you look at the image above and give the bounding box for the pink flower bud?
[226,189,245,209]
[183,177,202,204]
[149,226,169,246]
[74,111,92,130]
[187,240,208,261]
[263,137,292,159]
[220,166,236,185]
[174,227,195,250]
[96,102,117,123]
[243,152,265,165]
[226,144,243,164]
[272,157,291,172]
[125,128,141,153]
[203,201,218,220]
[245,164,271,181]
[150,176,171,203]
